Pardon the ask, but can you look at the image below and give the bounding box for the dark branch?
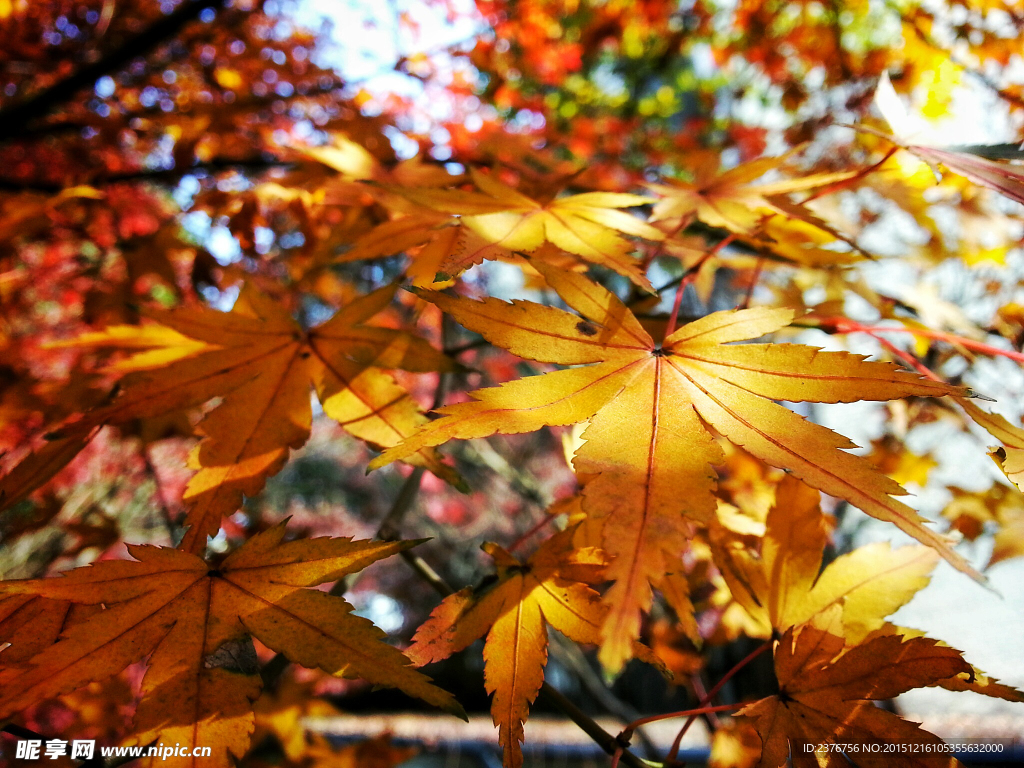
[0,158,294,192]
[0,0,229,142]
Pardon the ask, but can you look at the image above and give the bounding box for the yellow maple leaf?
[405,530,653,768]
[740,622,971,767]
[710,720,762,768]
[338,211,510,287]
[958,397,1024,492]
[649,153,859,235]
[0,523,463,767]
[943,484,1024,567]
[711,475,940,643]
[394,168,663,289]
[3,283,461,552]
[251,673,340,762]
[374,263,974,671]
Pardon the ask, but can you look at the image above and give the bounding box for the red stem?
[868,332,945,382]
[739,256,764,311]
[818,316,1024,365]
[664,234,736,340]
[508,507,564,553]
[803,146,899,202]
[665,641,772,764]
[624,703,742,733]
[643,212,693,272]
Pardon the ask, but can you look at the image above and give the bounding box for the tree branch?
[0,0,230,142]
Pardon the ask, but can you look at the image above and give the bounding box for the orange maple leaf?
[373,263,974,671]
[1,283,461,552]
[405,530,656,768]
[0,523,463,767]
[741,623,970,767]
[649,153,859,236]
[392,168,663,289]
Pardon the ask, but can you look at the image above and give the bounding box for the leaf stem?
[664,641,771,764]
[738,257,764,311]
[507,505,565,553]
[664,235,734,340]
[803,146,899,202]
[625,703,743,731]
[869,333,945,382]
[817,316,1024,365]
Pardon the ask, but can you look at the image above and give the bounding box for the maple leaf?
[373,262,974,671]
[0,523,463,767]
[0,429,100,513]
[3,283,461,552]
[862,623,1024,705]
[874,72,1024,206]
[740,622,971,767]
[913,146,1024,207]
[957,397,1024,492]
[393,168,663,289]
[303,734,419,768]
[711,477,1023,704]
[711,475,941,642]
[649,153,859,235]
[405,530,653,768]
[943,484,1024,568]
[0,594,74,686]
[337,210,510,287]
[250,673,340,762]
[710,721,762,768]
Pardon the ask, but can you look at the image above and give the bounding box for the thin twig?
[738,257,764,311]
[538,685,651,768]
[140,443,176,544]
[507,505,565,553]
[376,467,427,542]
[547,633,659,759]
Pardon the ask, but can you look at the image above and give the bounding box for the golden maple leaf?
[250,673,340,762]
[0,523,463,767]
[957,397,1024,492]
[374,262,974,671]
[338,210,512,287]
[405,530,650,768]
[711,475,940,642]
[740,622,970,768]
[1,283,461,553]
[649,153,859,236]
[713,476,1023,704]
[393,168,663,289]
[710,721,762,768]
[943,484,1024,568]
[649,154,869,267]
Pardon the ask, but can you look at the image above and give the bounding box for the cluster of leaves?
[2,1,1024,767]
